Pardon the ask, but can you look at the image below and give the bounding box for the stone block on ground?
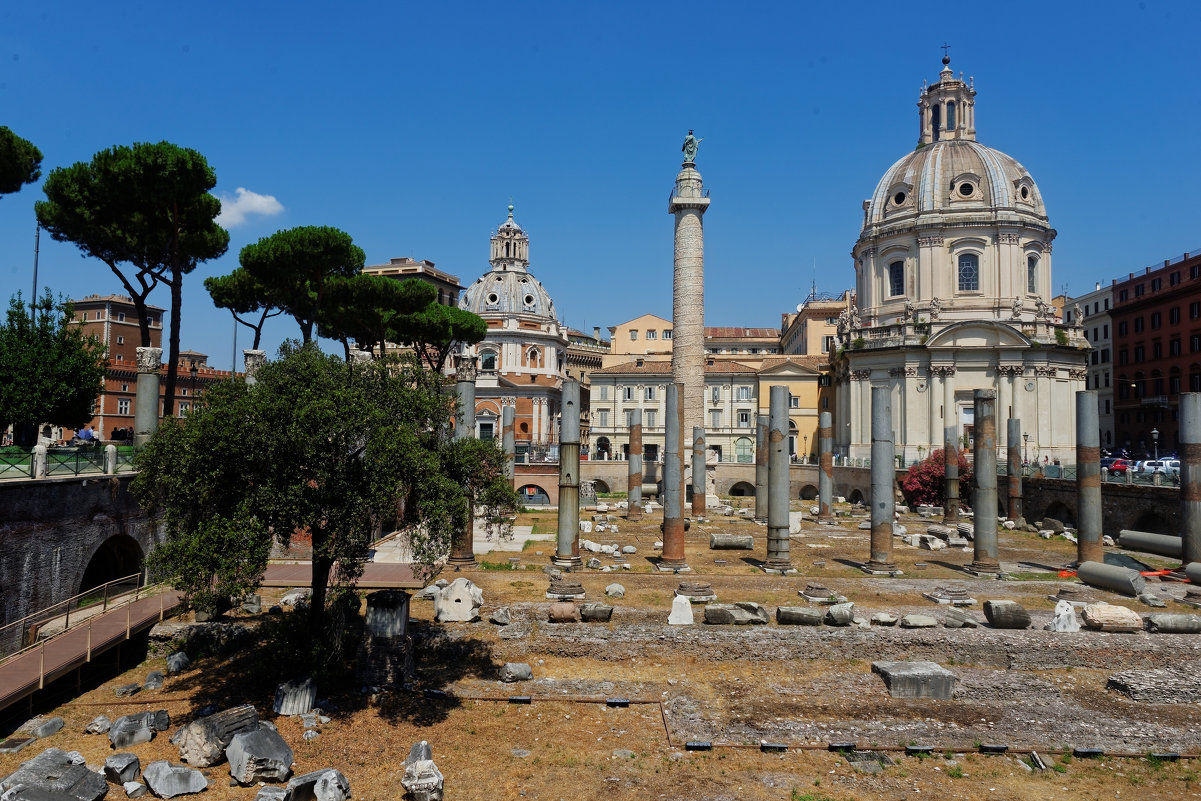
[586,557,603,569]
[871,612,898,626]
[1081,602,1143,632]
[84,716,111,735]
[144,671,165,691]
[823,602,855,626]
[547,602,579,623]
[899,614,938,629]
[402,742,443,801]
[708,533,754,550]
[667,595,694,625]
[499,663,532,683]
[273,679,317,716]
[580,603,614,622]
[109,711,169,749]
[943,608,979,629]
[143,761,207,798]
[604,583,625,598]
[872,661,958,700]
[166,652,190,675]
[489,606,511,625]
[115,682,141,698]
[170,704,260,767]
[363,589,410,638]
[125,781,149,798]
[1144,613,1201,634]
[283,769,350,801]
[433,578,483,623]
[0,747,108,801]
[226,726,294,784]
[776,607,824,626]
[105,753,141,784]
[703,602,769,625]
[1045,600,1081,632]
[983,600,1032,629]
[23,716,64,739]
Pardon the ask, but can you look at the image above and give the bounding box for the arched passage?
[592,479,611,494]
[1131,509,1173,534]
[518,484,551,505]
[79,534,144,595]
[729,481,755,496]
[1043,501,1076,528]
[848,489,865,505]
[799,484,818,500]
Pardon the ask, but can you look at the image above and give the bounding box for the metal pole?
[627,409,643,520]
[1181,393,1201,566]
[553,380,582,568]
[502,405,516,483]
[819,411,833,520]
[660,382,689,571]
[449,355,478,568]
[1076,391,1103,565]
[865,386,897,574]
[754,415,769,521]
[691,426,706,517]
[1007,418,1023,521]
[765,386,795,573]
[943,425,960,523]
[969,390,1001,575]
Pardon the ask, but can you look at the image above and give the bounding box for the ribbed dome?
[461,270,557,319]
[863,139,1048,232]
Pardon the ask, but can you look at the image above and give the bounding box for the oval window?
[1020,185,1030,200]
[959,183,974,197]
[893,191,907,205]
[487,293,499,304]
[524,294,536,306]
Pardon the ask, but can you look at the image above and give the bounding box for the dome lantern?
[918,53,976,145]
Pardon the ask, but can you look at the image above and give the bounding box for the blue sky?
[2,1,1199,370]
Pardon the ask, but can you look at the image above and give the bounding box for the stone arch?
[799,484,818,500]
[848,489,865,505]
[592,479,611,494]
[729,481,755,497]
[595,436,611,460]
[517,484,551,505]
[79,533,144,595]
[1043,500,1075,528]
[1130,508,1173,535]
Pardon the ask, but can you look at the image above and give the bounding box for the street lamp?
[803,434,808,464]
[1152,427,1159,461]
[1023,432,1029,466]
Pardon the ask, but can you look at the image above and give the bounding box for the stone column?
[553,380,582,568]
[133,346,162,448]
[1076,391,1103,565]
[969,389,1001,575]
[865,386,898,574]
[104,444,117,475]
[502,405,515,483]
[449,355,478,568]
[943,424,960,523]
[660,382,689,571]
[1181,393,1201,565]
[1007,418,1023,521]
[627,409,643,521]
[242,349,266,385]
[669,147,710,460]
[691,427,706,517]
[754,415,769,521]
[819,411,833,520]
[765,386,795,574]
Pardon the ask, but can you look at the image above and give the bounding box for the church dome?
[863,139,1048,232]
[461,269,557,319]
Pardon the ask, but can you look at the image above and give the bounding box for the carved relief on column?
[135,347,163,374]
[1068,368,1087,381]
[930,365,956,378]
[455,354,478,382]
[997,233,1021,245]
[850,369,873,381]
[996,365,1024,378]
[916,236,945,248]
[888,367,917,377]
[1034,366,1058,378]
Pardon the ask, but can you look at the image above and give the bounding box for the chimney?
[593,326,600,340]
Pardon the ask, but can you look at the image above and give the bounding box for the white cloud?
[215,187,284,228]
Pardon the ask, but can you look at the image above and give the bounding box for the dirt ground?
[4,499,1201,800]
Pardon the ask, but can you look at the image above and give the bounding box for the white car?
[1138,459,1179,476]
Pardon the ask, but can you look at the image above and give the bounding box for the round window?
[1020,185,1030,200]
[958,183,974,197]
[487,293,499,304]
[893,191,907,206]
[524,294,536,306]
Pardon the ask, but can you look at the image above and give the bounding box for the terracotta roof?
[704,327,780,338]
[593,360,758,375]
[758,355,830,371]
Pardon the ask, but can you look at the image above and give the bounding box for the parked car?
[1138,459,1180,476]
[1107,459,1132,475]
[1100,456,1121,470]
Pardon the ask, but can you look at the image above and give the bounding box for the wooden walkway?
[0,560,424,714]
[0,590,181,713]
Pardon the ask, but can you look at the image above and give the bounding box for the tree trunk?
[309,541,333,632]
[162,272,184,417]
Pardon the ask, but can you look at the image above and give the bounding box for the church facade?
[832,57,1087,465]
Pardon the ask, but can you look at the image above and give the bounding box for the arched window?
[479,351,497,371]
[958,253,980,292]
[735,437,754,464]
[888,261,904,297]
[946,101,956,131]
[1027,255,1038,294]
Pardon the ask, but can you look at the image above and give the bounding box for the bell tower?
[489,204,530,272]
[918,51,977,144]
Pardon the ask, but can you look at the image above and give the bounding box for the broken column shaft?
[692,426,706,517]
[754,415,769,521]
[627,409,643,521]
[943,424,960,523]
[502,404,515,483]
[660,382,689,571]
[865,385,897,574]
[1007,418,1023,521]
[765,386,794,574]
[1076,391,1103,565]
[448,355,478,568]
[969,389,1001,576]
[818,411,833,520]
[553,379,582,568]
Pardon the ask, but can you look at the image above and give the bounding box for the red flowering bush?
[901,448,974,508]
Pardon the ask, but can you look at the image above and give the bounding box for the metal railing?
[0,572,144,660]
[45,447,105,477]
[0,445,139,480]
[0,450,32,479]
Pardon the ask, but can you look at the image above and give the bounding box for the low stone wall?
[1022,477,1181,537]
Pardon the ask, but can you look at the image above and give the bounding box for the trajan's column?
[669,130,710,451]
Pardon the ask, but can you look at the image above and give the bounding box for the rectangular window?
[957,253,980,291]
[116,335,124,344]
[1092,327,1098,342]
[1151,312,1161,329]
[711,386,720,403]
[599,385,609,400]
[1104,372,1110,387]
[737,411,751,427]
[1105,399,1111,414]
[1118,349,1128,365]
[1171,307,1181,325]
[1104,298,1110,310]
[1171,339,1182,356]
[1118,321,1128,336]
[121,383,129,392]
[118,312,126,321]
[645,386,656,400]
[1119,290,1129,302]
[822,335,835,353]
[81,312,88,321]
[1103,324,1109,338]
[1091,351,1099,365]
[629,330,638,340]
[625,410,635,427]
[115,354,123,363]
[1135,284,1145,297]
[790,394,799,408]
[1153,342,1163,359]
[645,411,657,428]
[1101,348,1110,363]
[1134,317,1144,333]
[710,410,722,429]
[1171,271,1181,286]
[118,399,130,415]
[1135,345,1145,361]
[1171,375,1182,394]
[623,386,633,401]
[646,330,657,340]
[597,409,609,427]
[736,386,752,400]
[663,330,672,340]
[888,261,904,297]
[1193,335,1201,353]
[1192,302,1201,319]
[1193,265,1201,280]
[1151,278,1162,292]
